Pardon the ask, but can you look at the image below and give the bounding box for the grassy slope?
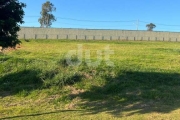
[1,40,180,119]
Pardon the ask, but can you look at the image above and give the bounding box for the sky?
[19,0,180,32]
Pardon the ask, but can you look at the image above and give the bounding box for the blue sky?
[19,0,180,32]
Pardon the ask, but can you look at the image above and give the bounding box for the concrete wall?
[18,27,180,41]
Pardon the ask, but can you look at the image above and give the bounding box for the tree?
[0,0,26,50]
[146,23,156,31]
[38,1,56,28]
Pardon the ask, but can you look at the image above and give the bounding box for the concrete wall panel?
[18,27,180,42]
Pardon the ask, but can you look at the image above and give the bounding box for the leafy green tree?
[38,1,56,28]
[146,23,156,31]
[0,0,26,50]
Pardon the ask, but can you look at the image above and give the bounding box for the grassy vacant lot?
[1,40,180,119]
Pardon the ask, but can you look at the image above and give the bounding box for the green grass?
[1,39,180,119]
